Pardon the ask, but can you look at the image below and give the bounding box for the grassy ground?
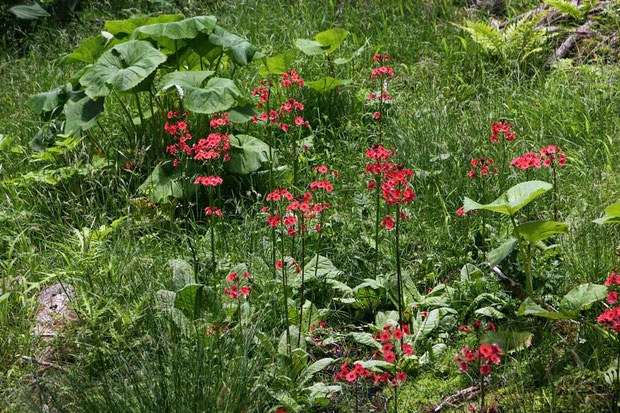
[1,0,619,412]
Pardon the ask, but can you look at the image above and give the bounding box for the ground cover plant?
[0,0,619,411]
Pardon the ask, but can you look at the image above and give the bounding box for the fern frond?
[544,0,583,19]
[461,21,504,55]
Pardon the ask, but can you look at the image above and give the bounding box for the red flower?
[345,371,357,382]
[490,119,515,143]
[379,330,391,342]
[226,272,238,282]
[392,328,403,340]
[240,286,252,297]
[382,351,396,363]
[194,175,223,187]
[396,372,407,383]
[381,215,395,229]
[608,291,618,305]
[480,364,491,375]
[402,343,413,356]
[373,112,381,119]
[275,260,283,270]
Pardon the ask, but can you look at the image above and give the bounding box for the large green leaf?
[80,40,167,98]
[26,84,69,116]
[306,77,349,93]
[304,255,343,281]
[8,2,50,20]
[131,16,217,41]
[169,258,195,290]
[518,297,569,319]
[181,77,241,114]
[104,14,185,38]
[482,330,532,352]
[174,283,204,318]
[209,25,257,66]
[593,200,620,225]
[63,92,105,136]
[295,38,329,56]
[463,180,552,216]
[559,283,607,313]
[64,35,117,65]
[138,162,195,203]
[259,49,298,75]
[225,134,274,175]
[300,358,335,385]
[486,238,518,266]
[514,220,569,244]
[315,28,348,54]
[157,70,214,94]
[227,104,259,124]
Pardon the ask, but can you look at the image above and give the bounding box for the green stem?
[297,216,306,347]
[373,174,381,279]
[209,189,216,282]
[395,203,403,324]
[525,242,534,297]
[134,92,145,133]
[552,161,559,221]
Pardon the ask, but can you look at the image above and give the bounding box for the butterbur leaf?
[514,220,569,244]
[486,238,518,266]
[225,135,274,174]
[301,358,334,384]
[157,70,214,94]
[8,2,50,20]
[349,332,381,349]
[63,92,105,136]
[518,297,569,319]
[259,49,298,75]
[226,104,258,124]
[173,283,204,318]
[559,283,607,313]
[105,14,185,38]
[593,200,620,225]
[482,330,532,352]
[169,259,194,290]
[80,40,167,98]
[295,38,329,56]
[181,77,241,114]
[315,28,348,54]
[475,306,505,319]
[64,35,117,65]
[306,77,350,93]
[130,16,217,41]
[463,180,552,216]
[209,26,257,66]
[138,161,198,203]
[304,255,343,280]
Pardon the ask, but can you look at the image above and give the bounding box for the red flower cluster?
[367,91,392,101]
[455,343,503,375]
[598,271,620,331]
[206,324,230,335]
[371,66,394,81]
[194,175,223,187]
[510,152,541,170]
[372,54,391,62]
[468,158,498,179]
[334,362,372,383]
[490,120,515,143]
[540,145,567,166]
[281,70,304,88]
[252,80,271,109]
[456,206,477,217]
[263,187,332,237]
[381,168,415,206]
[223,270,252,299]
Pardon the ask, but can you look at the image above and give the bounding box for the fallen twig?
[434,384,481,411]
[20,356,65,370]
[546,19,595,66]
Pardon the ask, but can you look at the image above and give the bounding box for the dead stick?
[546,19,594,66]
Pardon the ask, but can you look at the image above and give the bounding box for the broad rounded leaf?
[304,255,343,281]
[306,77,350,93]
[482,330,532,352]
[63,92,105,136]
[486,238,518,266]
[8,3,50,20]
[315,28,348,54]
[259,49,298,75]
[593,200,620,225]
[302,358,335,383]
[105,14,185,38]
[349,332,381,349]
[514,220,568,244]
[169,258,194,290]
[559,283,607,313]
[157,70,214,95]
[138,161,197,203]
[64,35,117,65]
[181,77,241,114]
[475,306,505,319]
[209,25,257,66]
[518,297,569,319]
[26,85,68,115]
[80,40,167,98]
[464,180,552,216]
[227,104,258,124]
[295,38,329,56]
[174,283,204,318]
[131,16,217,41]
[225,134,274,174]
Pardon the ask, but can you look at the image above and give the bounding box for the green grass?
[1,0,619,412]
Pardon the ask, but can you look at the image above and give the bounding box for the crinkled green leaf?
[306,77,350,93]
[594,200,620,225]
[63,92,105,136]
[315,28,348,54]
[105,14,185,38]
[8,3,50,20]
[486,238,518,266]
[80,40,167,98]
[169,258,194,290]
[482,330,532,352]
[157,70,214,94]
[559,283,607,313]
[64,35,117,65]
[225,134,274,175]
[209,25,256,66]
[514,220,568,244]
[180,77,241,114]
[304,255,343,281]
[464,180,552,216]
[259,49,298,75]
[295,38,328,56]
[131,16,217,41]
